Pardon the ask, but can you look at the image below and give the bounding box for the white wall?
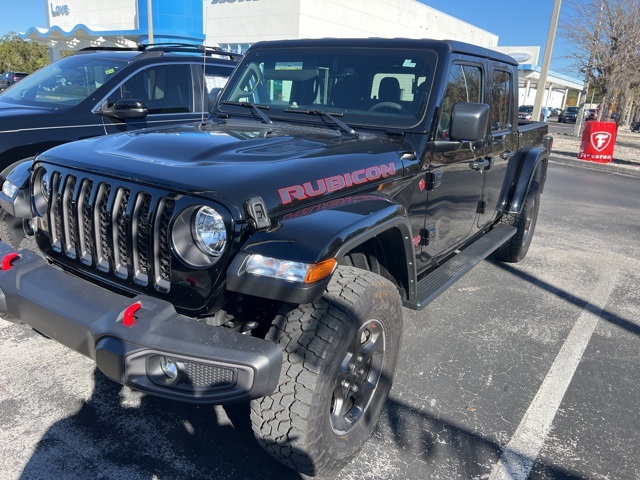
[48,0,138,31]
[519,87,567,109]
[204,0,302,43]
[204,0,498,47]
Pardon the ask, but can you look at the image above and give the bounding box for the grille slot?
[43,170,175,292]
[153,199,176,293]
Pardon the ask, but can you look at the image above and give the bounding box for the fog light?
[160,356,178,380]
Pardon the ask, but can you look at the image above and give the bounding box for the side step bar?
[404,224,517,310]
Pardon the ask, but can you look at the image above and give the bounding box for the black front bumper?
[0,242,282,404]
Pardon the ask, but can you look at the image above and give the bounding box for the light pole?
[147,0,154,44]
[533,0,562,122]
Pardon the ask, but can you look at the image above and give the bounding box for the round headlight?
[32,167,52,217]
[193,206,227,257]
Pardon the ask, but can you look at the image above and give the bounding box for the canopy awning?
[21,25,139,50]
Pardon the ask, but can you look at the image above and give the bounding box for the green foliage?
[0,32,49,74]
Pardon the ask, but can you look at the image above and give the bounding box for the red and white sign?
[578,121,617,163]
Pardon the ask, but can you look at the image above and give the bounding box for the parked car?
[0,43,240,246]
[631,121,640,132]
[585,108,597,121]
[518,105,534,120]
[558,106,579,123]
[0,71,28,90]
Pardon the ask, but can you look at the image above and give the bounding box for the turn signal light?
[304,258,337,284]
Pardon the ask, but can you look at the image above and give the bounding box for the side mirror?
[101,98,149,119]
[208,87,223,112]
[449,102,490,142]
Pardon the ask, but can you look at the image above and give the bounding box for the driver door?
[421,62,486,262]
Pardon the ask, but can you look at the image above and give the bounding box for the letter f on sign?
[591,132,612,152]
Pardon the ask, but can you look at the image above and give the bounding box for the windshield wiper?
[283,108,357,137]
[222,100,272,124]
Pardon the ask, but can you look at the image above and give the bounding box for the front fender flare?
[226,194,416,304]
[0,158,34,218]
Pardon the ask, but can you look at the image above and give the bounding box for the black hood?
[37,121,408,218]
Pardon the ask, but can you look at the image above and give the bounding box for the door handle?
[469,158,491,171]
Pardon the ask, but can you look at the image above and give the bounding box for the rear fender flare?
[497,143,549,215]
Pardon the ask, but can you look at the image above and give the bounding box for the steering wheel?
[369,101,403,111]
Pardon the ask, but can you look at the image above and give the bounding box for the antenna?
[201,2,208,123]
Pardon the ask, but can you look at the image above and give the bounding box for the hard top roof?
[246,37,517,66]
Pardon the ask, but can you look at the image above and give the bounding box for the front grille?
[43,169,176,292]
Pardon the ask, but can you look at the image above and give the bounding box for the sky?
[424,0,575,76]
[2,0,576,77]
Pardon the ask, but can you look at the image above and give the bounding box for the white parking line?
[489,272,619,480]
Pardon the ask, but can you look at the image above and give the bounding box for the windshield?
[0,54,127,107]
[218,47,437,128]
[518,105,534,113]
[566,107,579,113]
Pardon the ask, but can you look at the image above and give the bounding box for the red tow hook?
[122,302,142,327]
[1,252,20,271]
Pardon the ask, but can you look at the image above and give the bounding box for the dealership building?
[21,0,583,109]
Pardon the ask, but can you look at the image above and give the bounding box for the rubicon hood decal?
[278,163,397,204]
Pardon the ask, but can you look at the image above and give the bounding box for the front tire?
[0,208,28,249]
[250,266,403,477]
[494,180,540,263]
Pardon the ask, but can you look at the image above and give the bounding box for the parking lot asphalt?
[1,162,639,480]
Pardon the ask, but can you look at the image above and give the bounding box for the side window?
[438,64,482,138]
[107,64,194,114]
[490,69,512,132]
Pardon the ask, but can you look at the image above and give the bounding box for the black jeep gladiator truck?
[0,38,551,477]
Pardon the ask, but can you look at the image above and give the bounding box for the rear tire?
[494,181,540,263]
[250,266,403,477]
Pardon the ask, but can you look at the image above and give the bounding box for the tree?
[560,0,640,124]
[0,32,49,74]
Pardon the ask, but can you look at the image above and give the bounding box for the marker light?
[1,179,19,198]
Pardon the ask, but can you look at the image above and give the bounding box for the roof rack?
[77,43,242,61]
[138,43,242,60]
[77,46,140,52]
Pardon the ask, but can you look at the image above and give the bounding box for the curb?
[549,154,640,178]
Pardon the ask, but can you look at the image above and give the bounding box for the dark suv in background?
[0,43,240,247]
[0,72,28,91]
[558,106,579,123]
